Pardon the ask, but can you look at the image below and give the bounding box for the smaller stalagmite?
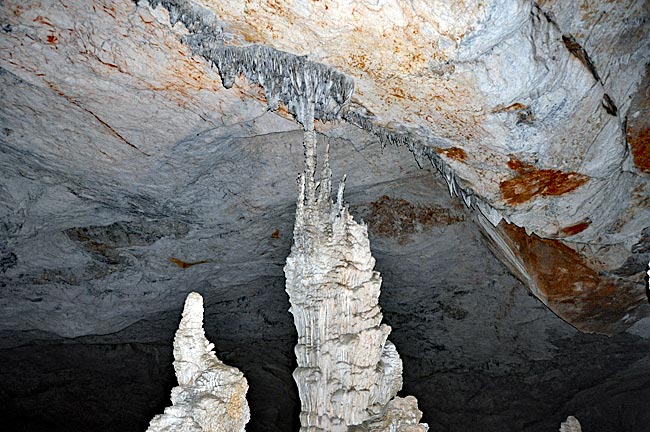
[559,416,582,432]
[147,292,250,432]
[284,104,428,431]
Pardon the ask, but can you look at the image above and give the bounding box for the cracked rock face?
[147,292,250,432]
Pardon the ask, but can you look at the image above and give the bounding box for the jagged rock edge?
[136,0,503,226]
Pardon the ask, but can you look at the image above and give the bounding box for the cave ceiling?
[0,0,649,339]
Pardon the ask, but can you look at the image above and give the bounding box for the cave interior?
[0,0,649,431]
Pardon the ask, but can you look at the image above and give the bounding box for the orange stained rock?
[32,15,54,26]
[559,220,591,237]
[628,127,650,173]
[436,147,467,161]
[365,195,464,243]
[490,102,528,113]
[500,158,589,205]
[499,222,645,334]
[169,257,210,269]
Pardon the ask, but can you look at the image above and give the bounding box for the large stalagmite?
[284,105,428,431]
[147,292,250,432]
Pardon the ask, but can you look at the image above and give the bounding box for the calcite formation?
[559,416,582,432]
[147,292,250,432]
[284,105,427,431]
[187,0,649,246]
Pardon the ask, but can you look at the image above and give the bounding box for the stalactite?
[137,0,502,227]
[138,0,354,124]
[284,102,428,431]
[147,292,250,432]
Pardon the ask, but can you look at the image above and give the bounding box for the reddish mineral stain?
[560,220,591,237]
[169,257,209,269]
[499,222,643,334]
[628,127,650,173]
[436,147,467,161]
[500,158,589,205]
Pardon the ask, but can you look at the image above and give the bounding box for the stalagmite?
[559,416,582,432]
[147,292,250,432]
[284,103,428,431]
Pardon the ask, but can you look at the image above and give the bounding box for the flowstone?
[147,292,250,432]
[284,104,428,431]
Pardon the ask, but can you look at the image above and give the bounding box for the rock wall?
[0,0,646,380]
[147,292,250,432]
[141,0,648,334]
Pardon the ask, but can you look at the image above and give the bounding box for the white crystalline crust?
[147,292,250,432]
[284,105,428,432]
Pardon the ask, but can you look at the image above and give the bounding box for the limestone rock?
[147,292,249,432]
[284,106,427,431]
[0,0,646,344]
[135,0,649,334]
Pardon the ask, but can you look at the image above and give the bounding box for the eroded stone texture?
[0,0,303,337]
[0,0,647,377]
[284,111,426,431]
[147,292,250,432]
[185,0,648,240]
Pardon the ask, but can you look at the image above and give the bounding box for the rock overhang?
[0,0,648,337]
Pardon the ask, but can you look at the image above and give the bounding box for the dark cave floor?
[2,318,649,432]
[2,176,649,432]
[2,216,650,432]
